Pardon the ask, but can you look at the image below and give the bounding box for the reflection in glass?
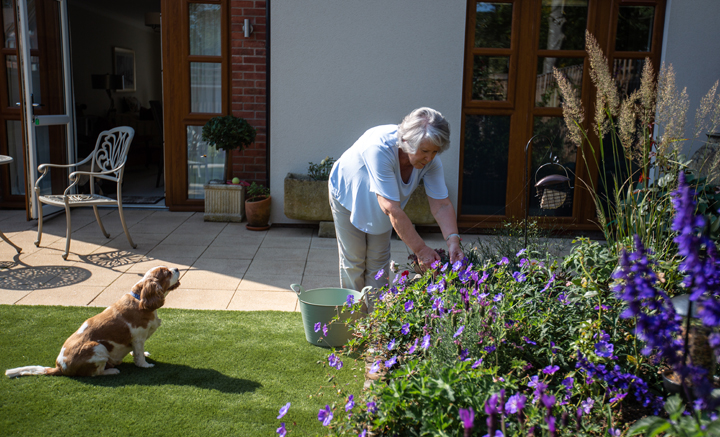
[34,125,52,196]
[27,0,37,50]
[30,55,40,104]
[6,55,19,105]
[614,58,647,97]
[538,0,588,51]
[536,57,583,107]
[529,117,576,217]
[474,2,512,48]
[3,0,15,49]
[472,56,509,101]
[616,6,654,52]
[187,126,226,199]
[6,120,24,195]
[462,115,510,215]
[189,3,221,56]
[190,62,221,113]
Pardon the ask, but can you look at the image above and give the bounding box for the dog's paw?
[134,361,154,368]
[130,351,151,357]
[101,368,120,376]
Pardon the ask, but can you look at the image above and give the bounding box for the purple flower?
[493,293,503,302]
[370,360,380,373]
[497,257,509,265]
[374,269,384,280]
[543,365,559,375]
[408,338,418,354]
[346,295,354,305]
[358,430,366,437]
[485,393,499,415]
[432,297,443,311]
[388,338,396,350]
[479,271,489,283]
[513,271,526,282]
[595,341,614,358]
[562,377,574,391]
[546,416,556,435]
[314,322,321,332]
[454,325,465,338]
[523,336,537,345]
[277,402,291,419]
[484,345,496,353]
[384,355,397,368]
[459,407,474,430]
[345,394,355,412]
[609,428,622,437]
[505,393,526,414]
[594,304,609,310]
[318,405,333,426]
[277,423,286,436]
[367,401,378,414]
[516,248,526,257]
[541,394,556,409]
[452,260,463,272]
[581,398,594,414]
[328,353,343,370]
[401,323,410,335]
[322,324,328,336]
[441,262,449,272]
[541,274,555,292]
[421,334,431,350]
[405,300,414,312]
[459,348,470,361]
[472,358,483,369]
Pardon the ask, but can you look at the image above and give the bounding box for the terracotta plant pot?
[245,195,271,230]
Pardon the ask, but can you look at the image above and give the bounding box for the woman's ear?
[140,280,165,311]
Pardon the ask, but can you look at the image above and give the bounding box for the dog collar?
[130,292,141,300]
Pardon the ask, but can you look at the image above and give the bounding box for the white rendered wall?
[270,1,467,225]
[661,0,720,156]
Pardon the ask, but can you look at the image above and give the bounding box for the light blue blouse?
[329,124,448,234]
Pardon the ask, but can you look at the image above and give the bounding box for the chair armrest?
[68,167,122,183]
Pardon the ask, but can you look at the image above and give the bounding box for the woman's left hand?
[448,241,464,264]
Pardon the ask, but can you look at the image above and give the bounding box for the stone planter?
[203,182,245,222]
[283,172,436,225]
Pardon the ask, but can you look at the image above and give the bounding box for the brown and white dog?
[5,266,180,378]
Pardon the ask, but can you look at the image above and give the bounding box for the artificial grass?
[0,305,364,436]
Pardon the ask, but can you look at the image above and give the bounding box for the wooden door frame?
[162,0,229,211]
[457,0,666,231]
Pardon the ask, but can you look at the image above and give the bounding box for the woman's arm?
[376,194,441,270]
[427,196,464,263]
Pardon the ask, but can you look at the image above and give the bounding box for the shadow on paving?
[75,361,263,394]
[0,265,92,290]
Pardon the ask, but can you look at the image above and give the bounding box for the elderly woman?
[328,107,464,292]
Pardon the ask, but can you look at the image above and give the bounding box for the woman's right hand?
[416,245,441,271]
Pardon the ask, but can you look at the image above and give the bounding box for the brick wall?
[230,0,267,184]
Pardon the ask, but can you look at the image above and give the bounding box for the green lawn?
[0,305,363,436]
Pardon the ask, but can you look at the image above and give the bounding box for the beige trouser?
[329,195,391,299]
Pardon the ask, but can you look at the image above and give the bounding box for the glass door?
[16,0,75,218]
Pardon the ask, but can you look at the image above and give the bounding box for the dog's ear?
[140,280,165,311]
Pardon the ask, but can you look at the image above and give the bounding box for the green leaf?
[664,395,684,420]
[627,416,667,435]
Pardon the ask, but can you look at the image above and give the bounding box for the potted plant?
[245,182,271,230]
[201,115,256,222]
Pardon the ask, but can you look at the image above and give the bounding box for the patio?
[0,207,459,311]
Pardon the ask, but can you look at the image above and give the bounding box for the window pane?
[6,120,24,195]
[462,115,510,215]
[190,62,221,113]
[616,6,654,52]
[472,56,509,101]
[3,0,15,49]
[529,117,576,217]
[536,57,583,107]
[474,2,512,48]
[614,58,647,97]
[6,55,19,106]
[538,0,588,51]
[187,126,226,199]
[189,3,221,56]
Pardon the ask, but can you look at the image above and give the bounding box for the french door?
[0,0,75,218]
[162,0,229,210]
[458,0,666,230]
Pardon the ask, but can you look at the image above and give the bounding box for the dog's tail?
[5,365,62,378]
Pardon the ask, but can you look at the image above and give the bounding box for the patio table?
[0,155,22,253]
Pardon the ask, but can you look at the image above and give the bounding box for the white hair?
[397,107,451,154]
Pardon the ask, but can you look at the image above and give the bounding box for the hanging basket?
[535,164,573,210]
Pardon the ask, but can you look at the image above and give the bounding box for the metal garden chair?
[34,126,137,260]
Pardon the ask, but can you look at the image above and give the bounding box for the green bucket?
[291,284,372,348]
